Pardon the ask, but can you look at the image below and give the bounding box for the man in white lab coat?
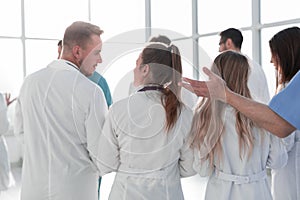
[14,21,108,200]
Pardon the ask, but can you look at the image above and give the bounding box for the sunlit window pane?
[198,0,251,34]
[261,24,300,97]
[25,40,59,76]
[24,0,89,38]
[261,0,300,23]
[151,0,192,37]
[91,0,145,42]
[103,51,141,102]
[0,39,23,96]
[240,31,252,59]
[198,35,220,62]
[0,0,21,37]
[173,39,194,78]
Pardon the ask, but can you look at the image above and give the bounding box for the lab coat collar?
[47,59,80,72]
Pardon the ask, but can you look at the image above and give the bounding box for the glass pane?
[0,39,23,97]
[198,0,251,34]
[152,0,192,37]
[25,0,89,38]
[25,40,59,76]
[241,31,252,59]
[198,35,220,62]
[91,0,145,42]
[103,50,141,102]
[0,0,21,36]
[261,24,300,97]
[261,0,300,23]
[173,39,194,78]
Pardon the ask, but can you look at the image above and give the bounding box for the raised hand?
[5,93,17,106]
[179,67,227,102]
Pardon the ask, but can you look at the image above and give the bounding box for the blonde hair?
[190,51,261,170]
[63,21,103,50]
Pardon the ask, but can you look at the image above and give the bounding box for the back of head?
[149,35,171,45]
[213,50,251,97]
[63,21,103,51]
[269,26,300,84]
[219,28,243,50]
[142,43,182,92]
[145,35,182,86]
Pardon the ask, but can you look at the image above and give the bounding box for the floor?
[1,166,208,200]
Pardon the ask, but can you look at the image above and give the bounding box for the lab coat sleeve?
[281,131,296,152]
[179,140,197,177]
[0,94,9,135]
[86,87,108,168]
[14,98,24,136]
[95,108,120,176]
[267,133,288,169]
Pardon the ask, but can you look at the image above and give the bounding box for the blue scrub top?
[269,71,300,130]
[88,71,113,107]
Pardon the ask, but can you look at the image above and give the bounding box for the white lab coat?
[246,55,270,104]
[0,93,15,191]
[14,60,108,200]
[193,106,288,200]
[271,130,300,200]
[97,90,196,200]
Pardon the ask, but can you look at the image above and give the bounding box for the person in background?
[15,21,108,200]
[57,40,62,59]
[218,28,270,103]
[97,42,196,199]
[0,93,16,196]
[269,26,300,200]
[179,27,300,138]
[189,50,287,200]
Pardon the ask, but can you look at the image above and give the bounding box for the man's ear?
[226,38,234,49]
[143,64,150,77]
[72,45,81,59]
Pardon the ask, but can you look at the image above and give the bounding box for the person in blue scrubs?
[267,27,300,200]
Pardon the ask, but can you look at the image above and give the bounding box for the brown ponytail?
[141,43,183,132]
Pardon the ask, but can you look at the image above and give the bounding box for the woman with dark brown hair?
[97,41,196,199]
[270,26,300,200]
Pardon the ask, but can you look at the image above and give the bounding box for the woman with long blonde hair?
[190,50,287,200]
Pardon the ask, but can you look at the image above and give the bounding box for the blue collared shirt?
[269,71,300,129]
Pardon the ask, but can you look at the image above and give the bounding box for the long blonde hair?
[190,51,258,169]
